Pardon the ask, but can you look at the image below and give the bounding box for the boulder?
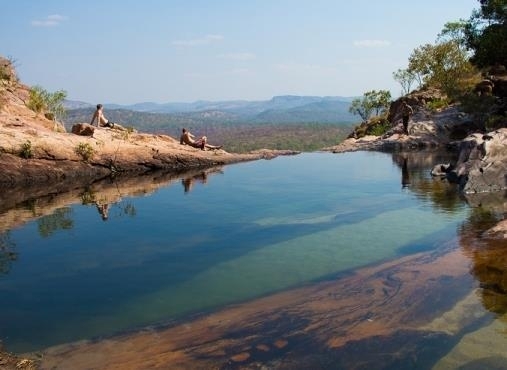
[444,128,507,193]
[473,79,494,96]
[430,163,453,177]
[71,123,95,136]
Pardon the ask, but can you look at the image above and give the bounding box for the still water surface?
[0,151,503,364]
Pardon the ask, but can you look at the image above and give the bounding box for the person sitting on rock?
[179,128,222,150]
[90,104,128,131]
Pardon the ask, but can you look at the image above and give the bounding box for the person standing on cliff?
[401,101,414,135]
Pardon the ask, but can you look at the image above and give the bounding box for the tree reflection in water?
[459,195,507,317]
[0,231,17,274]
[80,187,137,222]
[37,207,74,237]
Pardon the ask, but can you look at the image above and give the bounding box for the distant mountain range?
[64,95,359,132]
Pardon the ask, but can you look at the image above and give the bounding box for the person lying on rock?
[179,128,222,150]
[90,104,128,131]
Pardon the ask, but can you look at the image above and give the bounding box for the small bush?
[425,98,449,112]
[459,93,496,114]
[368,120,391,136]
[20,140,33,159]
[27,85,67,121]
[75,142,95,161]
[485,115,507,131]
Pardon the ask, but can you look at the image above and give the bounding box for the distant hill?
[96,95,355,114]
[252,99,354,123]
[63,100,93,110]
[65,95,358,132]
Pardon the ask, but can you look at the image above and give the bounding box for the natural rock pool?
[1,151,506,369]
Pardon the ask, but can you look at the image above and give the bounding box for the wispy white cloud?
[218,52,255,61]
[31,14,68,27]
[172,34,224,46]
[353,40,391,48]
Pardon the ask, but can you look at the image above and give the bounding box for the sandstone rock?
[430,163,453,177]
[71,123,95,136]
[445,128,507,193]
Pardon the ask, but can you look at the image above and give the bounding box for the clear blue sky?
[1,0,479,104]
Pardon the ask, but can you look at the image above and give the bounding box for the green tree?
[349,97,373,122]
[393,68,417,95]
[349,90,392,122]
[463,0,507,67]
[438,20,470,46]
[408,40,477,99]
[27,85,67,121]
[368,90,392,116]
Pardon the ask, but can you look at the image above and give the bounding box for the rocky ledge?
[0,84,298,188]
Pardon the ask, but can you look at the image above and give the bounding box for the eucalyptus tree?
[349,90,392,122]
[407,40,477,99]
[462,0,507,67]
[393,68,417,95]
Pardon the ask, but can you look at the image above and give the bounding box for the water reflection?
[391,151,507,318]
[391,151,464,214]
[401,156,410,188]
[0,231,16,274]
[37,208,74,236]
[181,167,224,193]
[0,167,225,232]
[460,191,507,316]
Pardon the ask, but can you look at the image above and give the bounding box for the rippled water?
[0,151,504,364]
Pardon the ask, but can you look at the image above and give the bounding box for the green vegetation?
[368,118,391,137]
[392,69,417,96]
[348,90,391,122]
[349,117,391,138]
[75,142,95,161]
[407,40,478,100]
[385,0,507,134]
[485,114,507,130]
[462,0,507,68]
[65,107,353,152]
[19,140,33,159]
[425,97,450,112]
[27,85,67,122]
[389,1,507,98]
[211,123,351,153]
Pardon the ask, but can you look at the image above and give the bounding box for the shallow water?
[1,151,506,368]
